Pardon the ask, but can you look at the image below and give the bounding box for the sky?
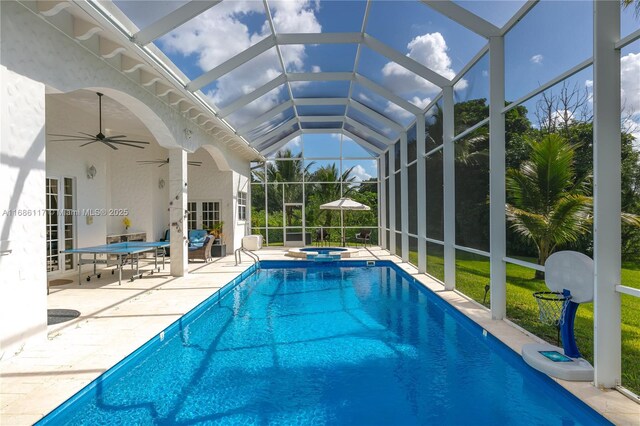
[114,0,640,164]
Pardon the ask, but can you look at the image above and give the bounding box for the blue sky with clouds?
[115,0,640,173]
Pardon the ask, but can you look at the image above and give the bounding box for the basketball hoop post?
[560,290,582,358]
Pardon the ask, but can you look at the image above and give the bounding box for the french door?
[46,177,75,274]
[187,200,221,230]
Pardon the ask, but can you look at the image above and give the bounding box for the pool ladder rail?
[234,245,260,267]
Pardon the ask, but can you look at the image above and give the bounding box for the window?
[187,201,197,231]
[238,191,247,221]
[188,200,220,231]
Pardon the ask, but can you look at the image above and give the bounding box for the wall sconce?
[87,164,97,180]
[158,178,165,189]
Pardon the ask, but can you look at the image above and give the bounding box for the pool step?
[307,253,341,262]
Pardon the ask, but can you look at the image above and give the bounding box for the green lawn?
[422,250,639,396]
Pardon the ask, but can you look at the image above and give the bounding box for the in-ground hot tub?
[287,246,359,259]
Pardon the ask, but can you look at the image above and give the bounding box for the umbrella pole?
[341,209,344,247]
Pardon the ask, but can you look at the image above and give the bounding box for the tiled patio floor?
[1,247,637,425]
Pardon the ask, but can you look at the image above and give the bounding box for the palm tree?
[623,0,640,17]
[506,134,640,278]
[506,134,592,278]
[308,164,356,229]
[264,150,314,227]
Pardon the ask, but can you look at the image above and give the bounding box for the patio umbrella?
[319,197,370,246]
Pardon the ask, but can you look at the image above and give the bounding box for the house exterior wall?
[187,148,250,251]
[46,97,172,251]
[0,67,48,357]
[0,0,251,357]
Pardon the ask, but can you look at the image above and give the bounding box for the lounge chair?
[188,235,214,262]
[355,229,371,247]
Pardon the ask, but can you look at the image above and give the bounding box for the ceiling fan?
[49,92,150,150]
[137,158,202,167]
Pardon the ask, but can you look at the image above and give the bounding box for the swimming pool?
[38,261,609,425]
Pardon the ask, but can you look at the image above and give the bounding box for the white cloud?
[530,54,544,64]
[621,52,640,141]
[541,109,574,129]
[288,135,302,148]
[384,96,432,121]
[585,79,593,104]
[357,92,373,104]
[160,0,321,125]
[350,164,372,182]
[622,52,640,117]
[380,32,460,108]
[311,65,322,73]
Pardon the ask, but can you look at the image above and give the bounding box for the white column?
[0,68,47,355]
[389,145,397,255]
[489,35,506,320]
[379,156,386,249]
[416,115,427,273]
[443,86,456,290]
[400,132,409,262]
[169,148,188,277]
[593,0,621,389]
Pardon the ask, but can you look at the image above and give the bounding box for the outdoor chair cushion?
[188,229,209,247]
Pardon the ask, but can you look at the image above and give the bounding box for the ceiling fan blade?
[102,140,119,150]
[105,138,149,145]
[78,132,99,138]
[188,161,203,166]
[48,133,91,139]
[136,160,164,165]
[106,135,127,139]
[50,138,93,142]
[80,140,100,147]
[158,163,166,168]
[109,141,146,149]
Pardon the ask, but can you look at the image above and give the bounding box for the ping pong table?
[64,241,170,286]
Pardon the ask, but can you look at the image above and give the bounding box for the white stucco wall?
[107,143,169,241]
[0,67,47,357]
[1,0,246,162]
[46,95,170,263]
[0,0,252,356]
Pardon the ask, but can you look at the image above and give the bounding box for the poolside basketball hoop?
[533,291,572,327]
[522,251,595,382]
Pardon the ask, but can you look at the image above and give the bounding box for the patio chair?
[160,229,170,256]
[355,229,371,247]
[188,235,213,263]
[315,228,330,246]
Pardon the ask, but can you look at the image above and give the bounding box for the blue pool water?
[39,261,609,425]
[300,247,347,255]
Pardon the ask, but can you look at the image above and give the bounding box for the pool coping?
[36,258,637,424]
[285,246,360,259]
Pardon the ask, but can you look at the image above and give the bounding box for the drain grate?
[47,309,81,325]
